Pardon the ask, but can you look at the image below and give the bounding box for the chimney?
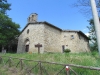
[28,13,38,23]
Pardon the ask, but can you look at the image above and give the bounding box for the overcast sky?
[7,0,93,35]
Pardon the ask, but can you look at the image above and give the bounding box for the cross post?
[35,43,42,54]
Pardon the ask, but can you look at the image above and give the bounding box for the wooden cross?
[35,43,42,54]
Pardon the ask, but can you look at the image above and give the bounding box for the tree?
[0,0,20,52]
[74,0,100,52]
[0,0,11,14]
[0,13,20,52]
[74,0,100,16]
[87,19,98,51]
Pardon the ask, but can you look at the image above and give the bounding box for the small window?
[27,29,29,34]
[64,35,67,38]
[71,35,74,39]
[32,15,34,17]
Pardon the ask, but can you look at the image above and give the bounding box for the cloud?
[85,33,89,37]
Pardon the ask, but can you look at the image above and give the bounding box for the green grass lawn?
[0,52,100,75]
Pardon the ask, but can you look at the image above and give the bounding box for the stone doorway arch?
[25,39,30,52]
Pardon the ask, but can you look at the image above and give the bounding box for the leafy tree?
[0,0,20,52]
[87,19,98,51]
[74,0,99,51]
[0,0,11,14]
[0,13,20,52]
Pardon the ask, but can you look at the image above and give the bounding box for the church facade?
[17,13,90,53]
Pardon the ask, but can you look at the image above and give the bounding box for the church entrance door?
[25,38,30,52]
[25,45,29,52]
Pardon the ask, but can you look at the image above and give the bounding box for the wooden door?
[25,45,29,52]
[62,45,65,53]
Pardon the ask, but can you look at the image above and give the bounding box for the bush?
[64,49,71,53]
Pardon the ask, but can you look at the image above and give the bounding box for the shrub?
[64,49,71,53]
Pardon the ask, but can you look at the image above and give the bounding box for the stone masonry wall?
[77,33,90,52]
[44,24,62,53]
[61,31,90,53]
[61,31,78,52]
[17,23,44,53]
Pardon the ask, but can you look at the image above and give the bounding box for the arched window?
[27,29,29,34]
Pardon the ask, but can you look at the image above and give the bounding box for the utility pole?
[90,0,100,55]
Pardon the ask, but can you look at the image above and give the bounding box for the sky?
[7,0,92,35]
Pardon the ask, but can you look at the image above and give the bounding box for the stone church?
[17,13,90,53]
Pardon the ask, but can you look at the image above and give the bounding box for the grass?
[0,52,100,75]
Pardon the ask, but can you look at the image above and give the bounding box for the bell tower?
[28,13,38,23]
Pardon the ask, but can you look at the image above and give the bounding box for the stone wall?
[77,33,90,52]
[44,24,62,53]
[61,31,78,52]
[17,23,44,53]
[61,31,90,53]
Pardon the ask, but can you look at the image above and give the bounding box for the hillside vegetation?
[0,52,100,75]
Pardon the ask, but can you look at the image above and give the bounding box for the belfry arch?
[24,38,30,52]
